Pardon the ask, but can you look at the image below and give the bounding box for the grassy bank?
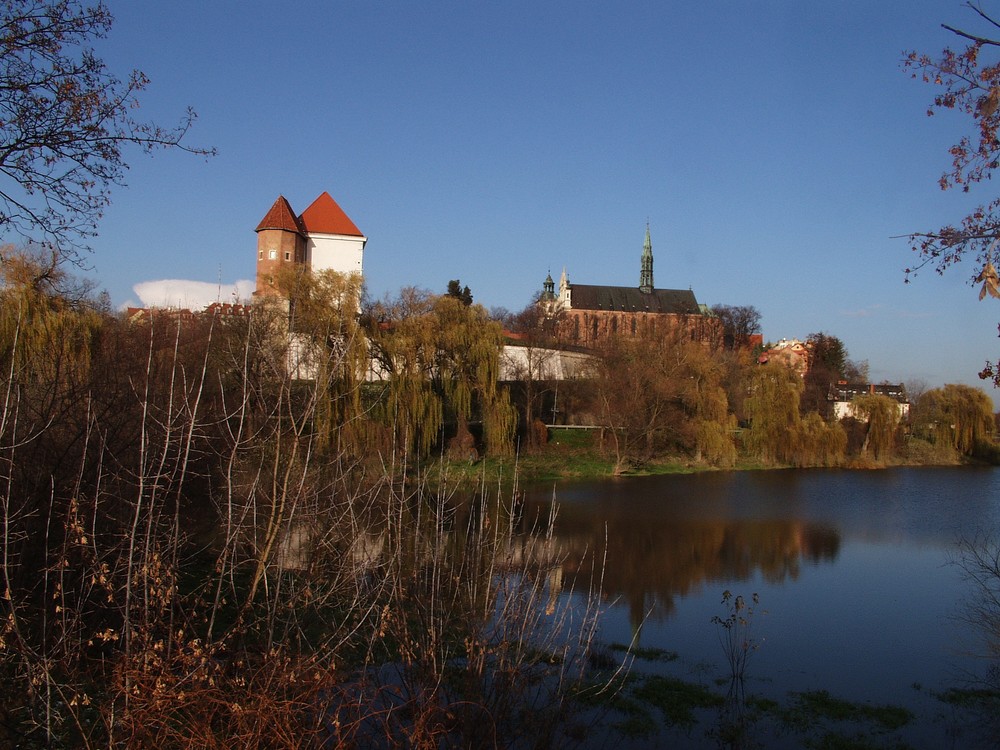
[425,428,995,490]
[427,427,772,488]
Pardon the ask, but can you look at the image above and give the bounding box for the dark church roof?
[569,284,702,314]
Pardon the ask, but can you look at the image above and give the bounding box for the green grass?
[608,643,679,662]
[934,686,1000,707]
[570,668,927,749]
[779,690,913,732]
[631,675,725,728]
[546,427,598,449]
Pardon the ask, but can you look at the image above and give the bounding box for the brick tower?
[254,195,306,297]
[254,192,366,297]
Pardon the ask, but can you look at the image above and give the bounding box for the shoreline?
[425,434,988,488]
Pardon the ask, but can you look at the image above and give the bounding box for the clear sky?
[79,1,1000,400]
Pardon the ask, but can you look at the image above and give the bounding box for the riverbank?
[427,427,989,489]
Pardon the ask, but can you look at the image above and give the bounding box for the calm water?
[519,467,1000,747]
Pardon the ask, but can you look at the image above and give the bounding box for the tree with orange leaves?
[903,3,1000,383]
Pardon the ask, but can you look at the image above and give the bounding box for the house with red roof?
[254,192,366,297]
[757,338,811,378]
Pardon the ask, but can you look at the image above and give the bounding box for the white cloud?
[131,279,255,310]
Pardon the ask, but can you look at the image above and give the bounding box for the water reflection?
[515,492,840,630]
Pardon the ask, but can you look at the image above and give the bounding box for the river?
[517,466,1000,748]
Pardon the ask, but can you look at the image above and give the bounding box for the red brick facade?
[553,308,722,349]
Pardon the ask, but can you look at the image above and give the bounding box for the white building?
[254,192,366,297]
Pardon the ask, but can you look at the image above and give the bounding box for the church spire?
[639,223,654,294]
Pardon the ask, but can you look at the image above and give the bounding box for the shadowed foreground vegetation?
[0,257,615,748]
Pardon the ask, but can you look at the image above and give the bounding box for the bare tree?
[710,304,761,351]
[0,0,213,261]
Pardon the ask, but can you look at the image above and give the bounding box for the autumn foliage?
[903,4,1000,383]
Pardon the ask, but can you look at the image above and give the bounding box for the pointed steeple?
[558,267,572,307]
[639,223,653,294]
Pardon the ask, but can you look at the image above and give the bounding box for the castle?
[540,225,720,348]
[254,192,366,297]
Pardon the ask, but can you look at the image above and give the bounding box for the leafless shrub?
[0,273,614,748]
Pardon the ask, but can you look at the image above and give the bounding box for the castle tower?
[639,223,653,294]
[254,195,306,297]
[299,192,366,279]
[253,192,366,298]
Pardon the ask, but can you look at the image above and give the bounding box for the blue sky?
[78,1,1000,398]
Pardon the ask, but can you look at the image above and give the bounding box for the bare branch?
[941,23,1000,46]
[0,0,214,264]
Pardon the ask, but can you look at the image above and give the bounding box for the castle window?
[268,249,277,260]
[258,250,263,260]
[285,251,291,261]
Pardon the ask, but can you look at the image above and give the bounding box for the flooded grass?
[608,643,680,662]
[632,674,725,727]
[569,658,923,749]
[779,690,914,732]
[934,685,1000,707]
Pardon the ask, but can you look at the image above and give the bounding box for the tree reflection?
[517,495,840,632]
[950,530,1000,743]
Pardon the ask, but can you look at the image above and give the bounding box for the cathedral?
[539,226,720,349]
[254,192,366,297]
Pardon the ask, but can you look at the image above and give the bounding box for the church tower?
[639,223,654,294]
[541,271,555,301]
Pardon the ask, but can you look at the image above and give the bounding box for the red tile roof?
[298,191,363,236]
[255,196,303,233]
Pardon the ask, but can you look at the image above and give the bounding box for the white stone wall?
[307,232,366,277]
[499,345,592,381]
[833,400,910,421]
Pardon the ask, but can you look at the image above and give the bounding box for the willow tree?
[851,393,901,461]
[683,342,737,466]
[796,412,847,467]
[915,383,995,455]
[743,364,803,465]
[0,248,103,383]
[365,289,515,458]
[0,248,105,500]
[275,266,368,456]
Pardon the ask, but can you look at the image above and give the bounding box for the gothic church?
[540,226,720,348]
